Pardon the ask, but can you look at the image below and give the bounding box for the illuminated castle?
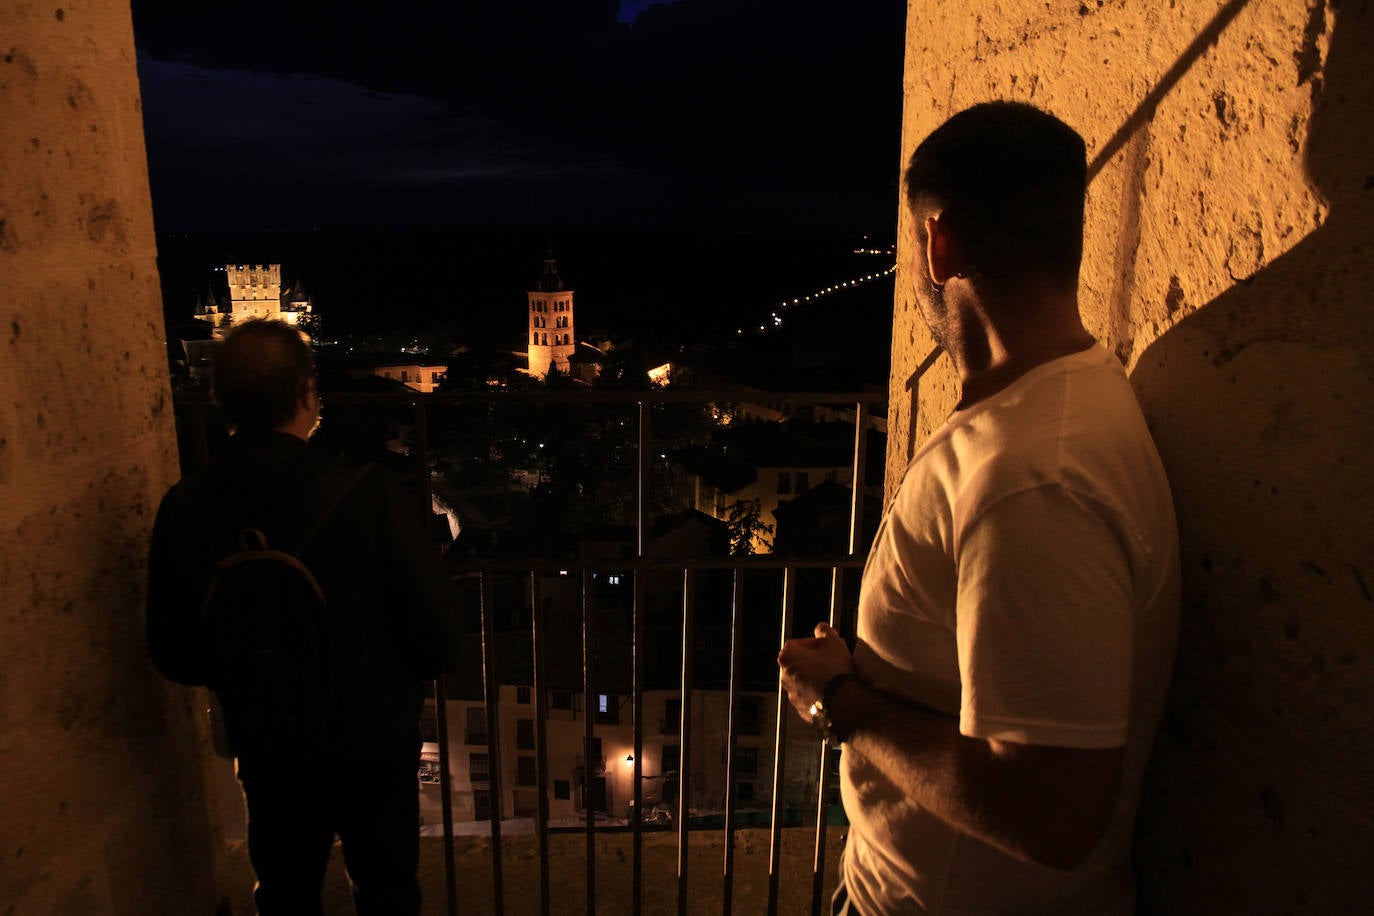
[527,254,575,378]
[197,264,315,338]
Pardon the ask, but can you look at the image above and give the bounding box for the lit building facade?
[371,362,447,393]
[527,255,576,378]
[197,264,315,338]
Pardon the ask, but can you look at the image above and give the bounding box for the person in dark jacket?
[147,319,464,915]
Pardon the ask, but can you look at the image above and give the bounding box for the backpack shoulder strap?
[294,463,376,554]
[174,461,375,558]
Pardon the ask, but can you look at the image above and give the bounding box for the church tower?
[527,253,575,378]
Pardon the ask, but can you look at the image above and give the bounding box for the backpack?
[180,465,373,754]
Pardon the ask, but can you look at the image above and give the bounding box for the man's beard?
[914,268,953,355]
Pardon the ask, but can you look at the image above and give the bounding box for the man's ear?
[302,378,319,414]
[924,214,959,286]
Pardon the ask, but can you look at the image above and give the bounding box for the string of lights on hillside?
[736,259,897,338]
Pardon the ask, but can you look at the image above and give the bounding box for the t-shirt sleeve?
[955,484,1135,749]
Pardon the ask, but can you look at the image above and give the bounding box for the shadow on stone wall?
[1130,3,1373,910]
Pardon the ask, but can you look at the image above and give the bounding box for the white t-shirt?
[842,344,1179,914]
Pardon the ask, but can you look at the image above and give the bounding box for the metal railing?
[175,385,883,916]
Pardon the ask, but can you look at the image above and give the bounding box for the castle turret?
[527,253,576,378]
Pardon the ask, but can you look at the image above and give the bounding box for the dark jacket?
[146,432,464,758]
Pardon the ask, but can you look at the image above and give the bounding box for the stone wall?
[890,0,1372,909]
[0,2,224,912]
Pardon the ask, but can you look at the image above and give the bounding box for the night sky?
[132,1,906,235]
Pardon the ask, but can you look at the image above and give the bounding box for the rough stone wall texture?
[891,0,1372,910]
[0,2,225,913]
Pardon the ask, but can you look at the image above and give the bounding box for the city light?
[735,258,896,341]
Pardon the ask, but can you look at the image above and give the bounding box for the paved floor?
[224,826,846,914]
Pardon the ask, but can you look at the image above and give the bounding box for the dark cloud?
[132,0,904,232]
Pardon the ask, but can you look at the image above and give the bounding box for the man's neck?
[274,413,315,442]
[950,287,1095,410]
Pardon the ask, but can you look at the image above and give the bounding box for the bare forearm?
[830,680,1118,869]
[775,624,1120,868]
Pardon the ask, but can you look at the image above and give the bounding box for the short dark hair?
[211,320,315,434]
[904,102,1087,294]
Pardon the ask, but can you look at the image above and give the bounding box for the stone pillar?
[890,1,1373,910]
[0,2,225,912]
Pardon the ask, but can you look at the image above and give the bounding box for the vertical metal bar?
[721,570,744,916]
[637,399,650,559]
[632,399,650,916]
[581,570,598,915]
[480,570,506,916]
[631,567,646,916]
[810,401,871,912]
[676,569,695,915]
[810,567,843,916]
[435,677,459,916]
[767,568,796,916]
[531,572,552,916]
[414,400,459,916]
[846,401,869,558]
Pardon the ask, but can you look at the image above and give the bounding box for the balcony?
[176,385,880,915]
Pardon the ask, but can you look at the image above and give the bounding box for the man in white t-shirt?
[779,102,1179,914]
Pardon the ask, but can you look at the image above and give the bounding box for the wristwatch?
[808,672,862,745]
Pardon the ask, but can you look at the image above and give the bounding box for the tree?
[724,498,773,557]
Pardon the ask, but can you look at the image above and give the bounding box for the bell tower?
[527,252,575,378]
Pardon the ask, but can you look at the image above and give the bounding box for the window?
[517,718,535,750]
[736,747,759,776]
[554,780,571,800]
[661,743,679,774]
[469,753,490,782]
[736,780,756,804]
[517,686,532,704]
[542,333,548,345]
[777,471,792,495]
[595,694,619,725]
[551,690,575,711]
[737,697,762,736]
[532,332,538,344]
[661,698,680,734]
[796,471,810,493]
[517,755,537,786]
[400,370,409,382]
[465,707,487,745]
